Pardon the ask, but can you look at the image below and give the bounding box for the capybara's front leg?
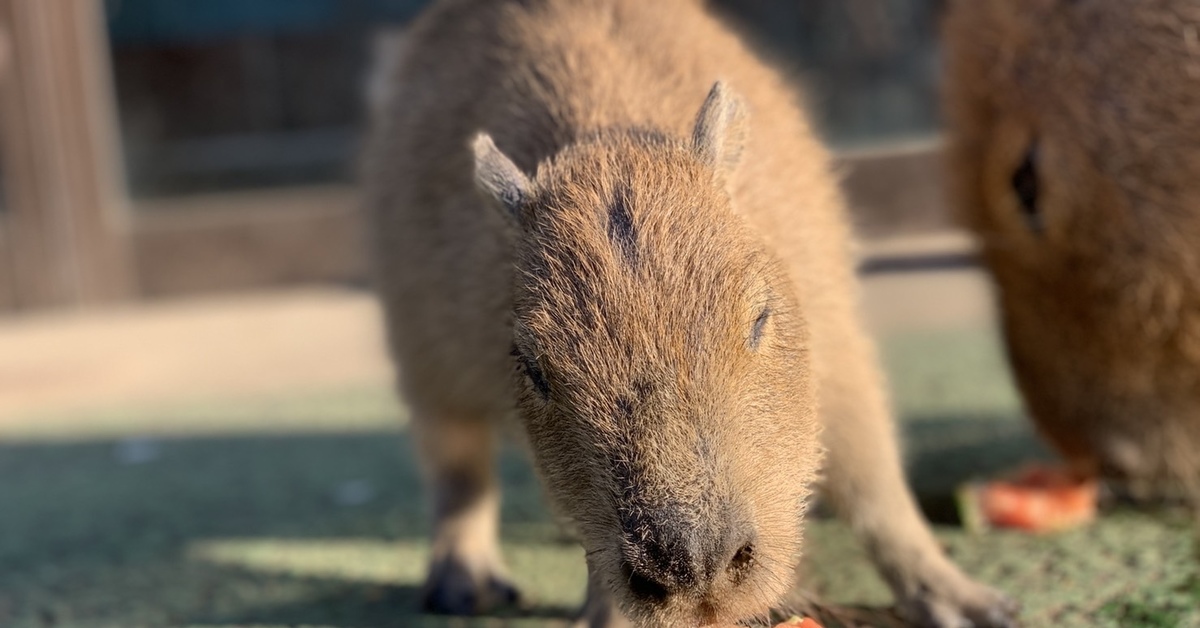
[817,335,1018,628]
[573,566,632,628]
[411,408,521,615]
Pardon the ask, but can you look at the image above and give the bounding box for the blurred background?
[0,0,947,312]
[1,2,1193,627]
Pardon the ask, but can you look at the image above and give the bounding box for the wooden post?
[0,13,16,311]
[0,0,134,309]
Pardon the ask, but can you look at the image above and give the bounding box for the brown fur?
[364,0,1015,625]
[943,0,1200,501]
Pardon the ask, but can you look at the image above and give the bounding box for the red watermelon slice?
[958,463,1098,533]
[773,617,823,628]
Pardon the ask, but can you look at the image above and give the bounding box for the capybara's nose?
[621,515,756,603]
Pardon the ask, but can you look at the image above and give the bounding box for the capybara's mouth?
[620,596,773,628]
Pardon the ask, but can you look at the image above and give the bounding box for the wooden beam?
[132,186,367,297]
[0,0,134,309]
[835,137,958,239]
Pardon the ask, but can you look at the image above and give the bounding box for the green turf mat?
[1,326,1196,627]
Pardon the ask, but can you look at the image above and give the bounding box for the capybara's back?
[943,0,1200,501]
[366,0,1014,625]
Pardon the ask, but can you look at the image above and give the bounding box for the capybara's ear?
[692,81,748,179]
[472,133,532,222]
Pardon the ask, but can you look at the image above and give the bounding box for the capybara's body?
[943,0,1200,501]
[366,0,1014,625]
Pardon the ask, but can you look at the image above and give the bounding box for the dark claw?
[896,590,1021,628]
[421,557,523,615]
[488,575,522,606]
[978,595,1021,628]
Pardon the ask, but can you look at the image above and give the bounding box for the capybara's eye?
[1011,145,1042,233]
[750,307,770,350]
[515,350,550,400]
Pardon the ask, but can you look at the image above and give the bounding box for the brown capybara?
[364,0,1016,626]
[942,0,1200,502]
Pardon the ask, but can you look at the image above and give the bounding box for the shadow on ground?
[4,423,1197,628]
[0,431,582,627]
[194,580,581,628]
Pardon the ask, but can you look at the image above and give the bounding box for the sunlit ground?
[2,325,1198,627]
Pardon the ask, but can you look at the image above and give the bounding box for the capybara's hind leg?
[411,408,520,615]
[818,337,1018,627]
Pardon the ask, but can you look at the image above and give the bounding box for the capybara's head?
[473,83,822,625]
[943,0,1200,499]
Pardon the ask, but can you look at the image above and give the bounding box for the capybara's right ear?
[692,81,748,179]
[473,133,531,223]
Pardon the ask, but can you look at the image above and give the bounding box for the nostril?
[627,566,670,603]
[727,542,755,580]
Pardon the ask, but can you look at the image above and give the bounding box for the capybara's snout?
[618,503,757,605]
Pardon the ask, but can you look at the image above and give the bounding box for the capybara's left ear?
[691,81,748,180]
[472,133,532,224]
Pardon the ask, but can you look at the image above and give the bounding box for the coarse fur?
[365,0,1016,626]
[943,0,1200,501]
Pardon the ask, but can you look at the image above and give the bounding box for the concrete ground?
[0,289,391,427]
[1,253,1197,627]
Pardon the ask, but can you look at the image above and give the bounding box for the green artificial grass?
[1,326,1197,627]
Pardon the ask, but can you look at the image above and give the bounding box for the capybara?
[943,0,1200,502]
[364,0,1016,625]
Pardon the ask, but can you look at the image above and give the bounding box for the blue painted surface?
[105,0,429,44]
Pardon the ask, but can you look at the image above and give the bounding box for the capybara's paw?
[421,553,521,615]
[895,573,1019,628]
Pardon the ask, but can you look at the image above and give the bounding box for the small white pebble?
[333,479,376,506]
[113,436,162,465]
